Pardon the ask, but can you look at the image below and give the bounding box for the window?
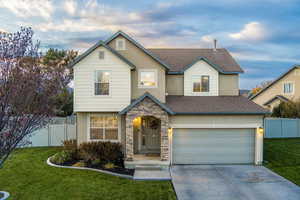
[139,70,157,88]
[90,115,118,141]
[193,76,210,92]
[99,51,104,59]
[95,71,110,95]
[116,39,126,50]
[283,82,294,94]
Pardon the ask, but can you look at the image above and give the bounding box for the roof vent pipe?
[213,39,217,51]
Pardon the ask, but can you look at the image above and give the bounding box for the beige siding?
[76,112,88,145]
[73,46,131,112]
[219,74,239,96]
[76,112,125,147]
[184,60,219,96]
[252,68,300,108]
[166,75,184,95]
[169,115,263,128]
[108,35,166,102]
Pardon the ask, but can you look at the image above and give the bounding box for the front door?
[141,117,160,154]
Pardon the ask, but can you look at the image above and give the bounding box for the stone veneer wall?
[125,97,169,161]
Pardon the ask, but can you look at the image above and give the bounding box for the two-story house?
[250,65,300,110]
[71,31,268,167]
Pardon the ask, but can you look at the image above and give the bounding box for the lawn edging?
[0,191,10,200]
[47,157,133,179]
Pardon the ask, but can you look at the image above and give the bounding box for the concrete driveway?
[171,165,300,200]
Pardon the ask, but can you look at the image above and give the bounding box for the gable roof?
[166,95,269,115]
[105,31,170,70]
[147,48,243,74]
[69,40,136,69]
[263,95,290,106]
[250,65,300,100]
[119,92,174,115]
[179,57,236,74]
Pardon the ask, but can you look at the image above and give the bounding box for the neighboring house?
[71,31,268,167]
[239,89,251,98]
[250,65,300,110]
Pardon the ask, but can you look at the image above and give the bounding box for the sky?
[0,0,300,89]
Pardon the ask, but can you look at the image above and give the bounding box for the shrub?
[104,162,115,169]
[50,151,72,165]
[272,100,300,118]
[63,139,78,159]
[91,159,101,166]
[79,141,123,166]
[72,161,86,168]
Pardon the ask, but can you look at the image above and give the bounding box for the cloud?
[64,0,77,16]
[0,28,7,33]
[229,22,268,42]
[0,0,54,19]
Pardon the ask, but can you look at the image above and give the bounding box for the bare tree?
[0,27,67,167]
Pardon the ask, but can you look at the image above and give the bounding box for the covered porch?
[119,93,173,167]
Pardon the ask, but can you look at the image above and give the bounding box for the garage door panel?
[173,138,254,146]
[172,128,255,164]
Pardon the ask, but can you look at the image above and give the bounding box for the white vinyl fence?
[25,116,76,147]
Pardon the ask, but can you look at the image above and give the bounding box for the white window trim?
[93,70,112,97]
[116,38,126,50]
[138,69,158,88]
[191,75,210,94]
[283,81,294,95]
[87,113,120,142]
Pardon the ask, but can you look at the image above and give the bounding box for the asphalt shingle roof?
[147,48,243,73]
[166,95,269,114]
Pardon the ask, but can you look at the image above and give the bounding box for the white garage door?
[172,128,255,164]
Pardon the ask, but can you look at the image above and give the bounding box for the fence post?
[65,117,68,141]
[48,124,51,146]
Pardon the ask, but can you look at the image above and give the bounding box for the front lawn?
[264,138,300,186]
[0,147,176,200]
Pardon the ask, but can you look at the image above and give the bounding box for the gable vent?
[99,51,105,59]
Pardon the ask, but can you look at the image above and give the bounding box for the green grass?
[264,138,300,186]
[0,147,176,200]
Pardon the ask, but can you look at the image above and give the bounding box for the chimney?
[213,39,217,51]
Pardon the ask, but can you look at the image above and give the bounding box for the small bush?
[91,159,101,166]
[79,141,123,166]
[104,162,115,169]
[50,151,72,165]
[63,139,78,159]
[72,161,86,168]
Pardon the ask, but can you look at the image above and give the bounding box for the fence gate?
[264,118,300,138]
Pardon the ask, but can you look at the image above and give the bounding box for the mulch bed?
[59,160,135,176]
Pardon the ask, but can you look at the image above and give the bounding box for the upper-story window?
[95,70,110,95]
[283,82,294,94]
[139,69,157,88]
[116,38,126,50]
[193,75,210,92]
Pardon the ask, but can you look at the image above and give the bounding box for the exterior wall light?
[258,127,264,135]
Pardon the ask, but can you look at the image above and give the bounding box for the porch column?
[160,114,169,161]
[125,115,134,161]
